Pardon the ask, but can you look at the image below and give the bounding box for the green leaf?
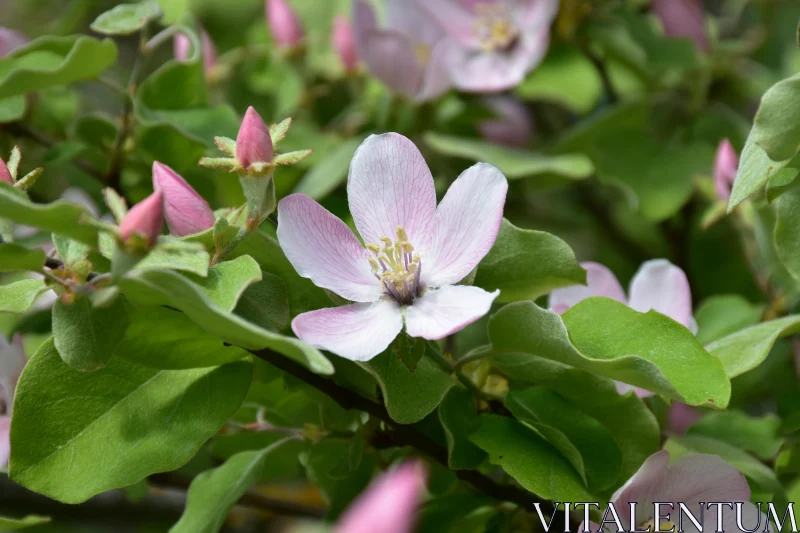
[304,439,375,519]
[10,338,253,503]
[118,268,332,374]
[0,35,117,99]
[0,95,26,122]
[188,256,261,312]
[0,182,99,245]
[506,387,622,492]
[774,186,800,282]
[766,168,800,202]
[0,515,51,529]
[0,279,48,313]
[114,306,249,369]
[687,411,782,460]
[469,415,597,501]
[233,272,291,332]
[361,348,454,424]
[705,314,800,378]
[295,138,362,200]
[0,243,45,272]
[393,333,427,373]
[424,133,593,181]
[52,293,130,372]
[694,295,764,345]
[90,0,163,35]
[753,73,800,162]
[438,386,487,470]
[489,300,730,407]
[52,234,89,265]
[728,128,794,211]
[474,219,585,302]
[170,438,296,533]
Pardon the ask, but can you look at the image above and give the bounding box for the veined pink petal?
[614,381,655,399]
[333,15,359,73]
[627,259,693,329]
[0,28,28,58]
[413,0,479,47]
[347,134,437,247]
[611,450,670,519]
[336,460,427,533]
[152,162,215,237]
[292,301,403,361]
[405,285,500,340]
[478,96,533,147]
[549,262,627,314]
[266,0,305,48]
[120,189,164,247]
[0,158,12,185]
[651,454,750,506]
[356,29,424,99]
[420,163,507,287]
[0,334,26,413]
[277,194,382,303]
[0,415,9,468]
[236,106,274,169]
[668,402,700,435]
[652,0,709,52]
[714,139,739,202]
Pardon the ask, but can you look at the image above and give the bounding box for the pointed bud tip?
[266,0,304,48]
[0,158,12,185]
[151,161,215,237]
[120,189,164,246]
[333,15,358,72]
[236,106,274,170]
[714,138,739,202]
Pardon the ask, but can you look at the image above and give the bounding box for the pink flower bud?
[336,460,426,533]
[152,162,215,237]
[713,139,739,201]
[668,402,701,435]
[652,0,709,52]
[120,189,164,247]
[266,0,304,48]
[236,106,274,170]
[0,28,28,58]
[333,15,358,73]
[0,158,12,185]
[174,29,217,73]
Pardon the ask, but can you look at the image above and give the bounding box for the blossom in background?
[668,402,700,435]
[714,139,739,202]
[174,28,218,73]
[478,95,533,147]
[278,133,507,361]
[152,162,215,237]
[266,0,305,48]
[416,0,558,93]
[582,450,760,533]
[236,106,274,171]
[0,27,28,58]
[652,0,709,52]
[353,0,451,102]
[0,334,26,468]
[549,259,696,397]
[120,189,164,247]
[333,15,359,73]
[336,460,427,533]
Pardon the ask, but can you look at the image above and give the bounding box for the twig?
[577,42,618,104]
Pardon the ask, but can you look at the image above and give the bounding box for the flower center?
[640,518,676,532]
[366,225,422,305]
[414,43,431,65]
[474,3,519,52]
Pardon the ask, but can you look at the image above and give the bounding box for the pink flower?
[333,15,359,73]
[0,28,28,58]
[714,139,739,202]
[353,0,451,102]
[652,0,709,52]
[236,106,274,171]
[549,260,696,397]
[336,460,427,533]
[266,0,304,48]
[120,189,164,247]
[477,96,533,147]
[278,133,507,361]
[415,0,558,92]
[0,334,27,468]
[173,28,218,73]
[582,451,760,533]
[152,162,215,237]
[668,402,701,435]
[0,158,12,185]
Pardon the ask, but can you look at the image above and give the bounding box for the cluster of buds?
[0,147,42,191]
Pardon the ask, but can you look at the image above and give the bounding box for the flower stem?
[451,345,494,374]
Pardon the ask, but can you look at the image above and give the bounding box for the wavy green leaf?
[187,256,261,312]
[728,128,794,211]
[0,278,48,313]
[90,0,163,35]
[438,386,487,470]
[0,243,45,272]
[753,73,800,162]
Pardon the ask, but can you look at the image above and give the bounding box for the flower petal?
[292,301,403,362]
[417,39,452,103]
[152,162,215,237]
[614,381,655,399]
[611,450,670,514]
[387,0,444,47]
[405,285,499,340]
[627,259,693,329]
[652,454,751,504]
[548,262,627,314]
[347,133,437,247]
[0,415,9,468]
[419,163,507,287]
[517,0,560,30]
[358,30,423,99]
[277,194,381,303]
[412,0,478,47]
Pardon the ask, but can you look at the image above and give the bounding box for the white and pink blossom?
[278,133,507,361]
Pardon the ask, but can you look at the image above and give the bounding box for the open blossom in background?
[278,133,507,361]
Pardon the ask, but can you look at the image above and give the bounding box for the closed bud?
[236,106,274,170]
[332,15,358,73]
[152,162,215,236]
[174,28,217,73]
[266,0,304,48]
[120,189,164,247]
[0,158,12,185]
[713,139,739,201]
[652,0,709,52]
[0,27,27,58]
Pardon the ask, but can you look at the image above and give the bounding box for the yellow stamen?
[366,243,381,254]
[368,257,379,273]
[396,226,409,242]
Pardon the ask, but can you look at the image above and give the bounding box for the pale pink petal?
[152,162,215,237]
[668,402,700,435]
[517,0,560,30]
[120,189,164,247]
[356,30,423,99]
[627,259,693,329]
[413,0,479,47]
[347,134,437,248]
[419,163,507,287]
[405,285,499,340]
[0,415,9,468]
[0,334,25,412]
[333,15,359,73]
[0,28,28,58]
[652,454,750,504]
[416,39,453,102]
[266,0,305,48]
[292,301,403,362]
[614,381,655,399]
[388,0,445,48]
[478,96,533,147]
[353,0,378,59]
[336,460,427,533]
[713,139,739,202]
[652,0,709,52]
[200,29,217,72]
[277,194,382,303]
[548,262,627,314]
[611,450,670,520]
